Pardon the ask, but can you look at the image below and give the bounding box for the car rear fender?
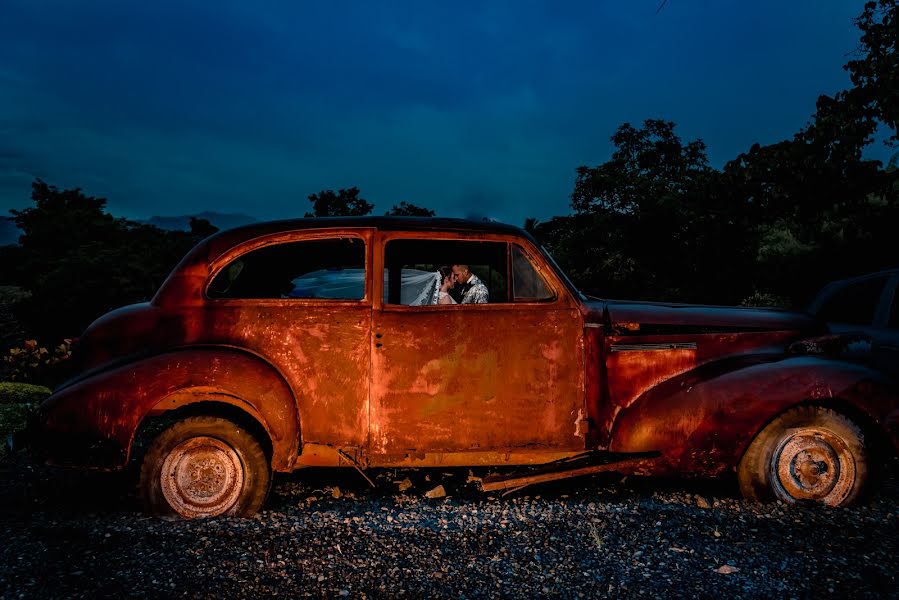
[35,346,300,471]
[608,356,899,476]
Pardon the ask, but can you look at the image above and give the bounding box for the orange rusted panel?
[369,305,585,461]
[35,349,298,469]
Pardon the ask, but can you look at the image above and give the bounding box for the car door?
[204,229,373,450]
[368,232,585,465]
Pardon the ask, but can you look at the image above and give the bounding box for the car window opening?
[208,237,366,300]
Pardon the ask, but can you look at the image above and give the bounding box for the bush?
[0,381,51,405]
[1,339,72,384]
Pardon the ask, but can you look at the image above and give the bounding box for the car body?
[27,218,899,517]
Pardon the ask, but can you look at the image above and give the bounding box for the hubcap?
[160,436,244,518]
[770,427,855,506]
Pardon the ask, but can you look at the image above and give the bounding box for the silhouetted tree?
[843,0,898,144]
[5,180,216,341]
[385,201,435,217]
[305,187,373,217]
[537,120,730,302]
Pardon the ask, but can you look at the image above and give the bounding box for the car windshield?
[540,244,587,301]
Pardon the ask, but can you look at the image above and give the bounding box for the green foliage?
[305,187,373,217]
[5,180,217,341]
[0,381,51,405]
[0,403,33,456]
[385,201,436,217]
[740,292,790,309]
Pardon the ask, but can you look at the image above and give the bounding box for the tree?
[305,187,373,217]
[539,120,742,302]
[844,0,898,144]
[385,201,435,217]
[6,180,216,342]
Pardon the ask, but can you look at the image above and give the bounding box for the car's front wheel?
[737,406,869,507]
[139,416,271,518]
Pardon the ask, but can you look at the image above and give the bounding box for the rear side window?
[208,238,366,300]
[816,275,887,326]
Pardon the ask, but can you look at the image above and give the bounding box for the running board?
[480,452,661,493]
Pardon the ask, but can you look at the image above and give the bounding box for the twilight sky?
[0,1,886,226]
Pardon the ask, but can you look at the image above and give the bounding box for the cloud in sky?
[0,0,881,225]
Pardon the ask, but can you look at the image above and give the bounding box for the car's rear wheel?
[737,406,868,507]
[139,416,271,518]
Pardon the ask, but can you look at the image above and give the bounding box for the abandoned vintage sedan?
[28,217,899,517]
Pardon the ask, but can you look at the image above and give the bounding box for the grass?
[0,403,32,455]
[0,382,49,457]
[0,382,51,405]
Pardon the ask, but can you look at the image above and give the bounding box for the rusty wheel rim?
[770,427,855,506]
[160,436,244,518]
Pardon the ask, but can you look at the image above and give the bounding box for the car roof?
[223,216,526,235]
[198,216,534,261]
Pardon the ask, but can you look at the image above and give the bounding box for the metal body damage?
[29,217,899,496]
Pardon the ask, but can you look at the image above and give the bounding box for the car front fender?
[608,356,899,476]
[33,346,299,471]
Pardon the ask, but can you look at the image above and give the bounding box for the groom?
[438,264,489,304]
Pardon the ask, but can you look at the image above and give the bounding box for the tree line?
[1,0,896,348]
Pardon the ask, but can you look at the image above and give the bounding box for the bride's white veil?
[284,267,442,305]
[401,269,443,305]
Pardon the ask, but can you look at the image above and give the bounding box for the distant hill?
[142,212,258,232]
[0,217,19,246]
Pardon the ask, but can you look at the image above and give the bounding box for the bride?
[401,265,453,305]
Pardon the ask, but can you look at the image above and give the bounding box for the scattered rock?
[424,485,446,499]
[696,496,711,509]
[396,478,413,492]
[331,487,342,499]
[714,565,739,574]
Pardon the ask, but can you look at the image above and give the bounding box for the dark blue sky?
[0,1,886,226]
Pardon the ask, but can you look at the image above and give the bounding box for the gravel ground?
[0,454,896,599]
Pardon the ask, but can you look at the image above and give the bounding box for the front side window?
[208,237,366,300]
[512,245,553,301]
[384,239,507,305]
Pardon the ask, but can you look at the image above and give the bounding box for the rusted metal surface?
[36,349,298,469]
[608,356,899,476]
[160,436,245,518]
[770,426,856,506]
[29,217,899,491]
[480,455,660,492]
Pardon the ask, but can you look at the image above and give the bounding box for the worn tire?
[139,416,271,518]
[737,406,868,507]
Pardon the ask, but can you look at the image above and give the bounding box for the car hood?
[582,298,818,335]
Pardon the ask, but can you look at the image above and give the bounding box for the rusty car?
[23,217,899,517]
